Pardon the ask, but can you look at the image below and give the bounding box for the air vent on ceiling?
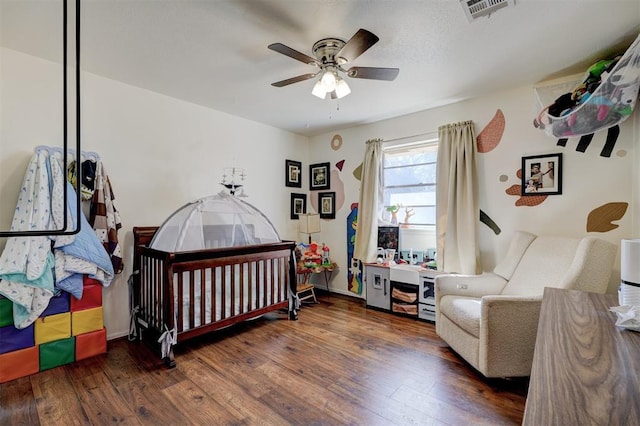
[461,0,514,22]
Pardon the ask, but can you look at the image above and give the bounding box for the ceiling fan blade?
[346,66,399,81]
[336,29,379,63]
[271,73,318,87]
[268,43,319,66]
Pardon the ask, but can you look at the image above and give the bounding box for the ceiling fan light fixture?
[334,77,351,99]
[269,29,399,101]
[320,70,337,92]
[311,79,327,99]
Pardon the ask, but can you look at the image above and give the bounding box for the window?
[381,136,438,227]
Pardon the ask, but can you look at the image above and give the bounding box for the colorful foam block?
[0,296,12,328]
[41,292,70,317]
[71,281,103,312]
[75,327,107,361]
[0,346,39,383]
[39,337,75,370]
[71,307,103,336]
[0,323,34,354]
[35,312,71,345]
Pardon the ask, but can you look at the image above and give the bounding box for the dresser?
[523,287,640,425]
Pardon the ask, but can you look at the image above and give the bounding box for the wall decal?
[586,202,628,232]
[480,210,501,235]
[616,150,628,157]
[499,174,509,182]
[556,124,620,158]
[477,109,505,153]
[346,203,362,295]
[331,134,343,150]
[336,159,345,171]
[353,162,363,181]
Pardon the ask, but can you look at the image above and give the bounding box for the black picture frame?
[309,162,331,190]
[285,159,302,188]
[318,192,336,219]
[290,193,307,219]
[521,153,563,196]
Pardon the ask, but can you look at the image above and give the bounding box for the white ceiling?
[1,0,639,137]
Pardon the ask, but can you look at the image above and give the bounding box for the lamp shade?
[311,80,326,99]
[334,78,351,99]
[299,213,321,235]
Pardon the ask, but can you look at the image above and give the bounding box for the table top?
[297,263,337,273]
[523,287,640,425]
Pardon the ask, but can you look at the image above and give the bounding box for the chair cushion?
[493,231,536,280]
[501,237,579,296]
[439,295,481,338]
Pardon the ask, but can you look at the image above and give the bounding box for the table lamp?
[299,213,321,244]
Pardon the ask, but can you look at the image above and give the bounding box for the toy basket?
[534,33,640,138]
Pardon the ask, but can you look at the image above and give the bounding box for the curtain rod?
[382,131,438,148]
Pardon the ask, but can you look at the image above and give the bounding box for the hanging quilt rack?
[533,32,640,139]
[0,0,82,238]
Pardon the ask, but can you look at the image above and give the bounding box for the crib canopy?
[150,192,281,252]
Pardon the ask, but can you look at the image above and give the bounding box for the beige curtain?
[436,121,481,275]
[354,138,383,263]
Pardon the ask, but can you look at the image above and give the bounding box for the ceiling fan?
[268,28,399,100]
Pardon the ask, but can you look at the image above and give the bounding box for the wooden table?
[523,287,640,425]
[297,263,337,293]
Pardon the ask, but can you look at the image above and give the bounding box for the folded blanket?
[52,180,114,298]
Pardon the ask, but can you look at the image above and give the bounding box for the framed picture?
[521,153,562,196]
[290,193,306,219]
[318,192,336,219]
[285,159,302,188]
[309,162,330,190]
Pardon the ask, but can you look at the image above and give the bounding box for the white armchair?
[435,231,616,378]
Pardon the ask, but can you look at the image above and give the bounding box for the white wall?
[0,47,308,339]
[2,45,638,338]
[310,85,638,296]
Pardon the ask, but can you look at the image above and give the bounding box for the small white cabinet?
[365,264,390,310]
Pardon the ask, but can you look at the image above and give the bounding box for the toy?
[321,243,331,265]
[386,204,400,225]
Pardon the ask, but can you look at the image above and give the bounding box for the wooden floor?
[0,293,528,425]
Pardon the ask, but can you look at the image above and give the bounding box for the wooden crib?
[131,226,297,367]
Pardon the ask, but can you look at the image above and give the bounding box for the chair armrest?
[435,273,508,301]
[479,295,543,377]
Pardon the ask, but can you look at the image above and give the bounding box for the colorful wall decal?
[331,134,343,150]
[477,109,505,153]
[336,159,345,171]
[353,162,363,181]
[346,203,362,294]
[586,202,628,232]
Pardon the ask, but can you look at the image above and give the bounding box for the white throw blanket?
[0,151,55,328]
